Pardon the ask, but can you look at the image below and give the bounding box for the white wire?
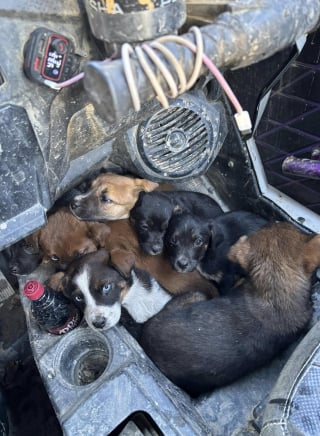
[121,26,244,115]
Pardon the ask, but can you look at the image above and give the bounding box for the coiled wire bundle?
[121,26,244,116]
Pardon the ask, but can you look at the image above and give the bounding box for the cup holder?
[57,329,110,386]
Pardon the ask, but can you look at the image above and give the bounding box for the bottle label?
[47,309,81,335]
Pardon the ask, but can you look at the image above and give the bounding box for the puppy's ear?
[303,234,320,274]
[109,249,135,278]
[135,178,159,193]
[46,272,66,292]
[228,235,251,271]
[86,222,111,248]
[58,275,71,298]
[208,221,223,246]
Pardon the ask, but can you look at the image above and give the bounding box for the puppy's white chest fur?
[122,271,172,323]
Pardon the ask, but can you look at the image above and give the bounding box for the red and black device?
[23,27,80,85]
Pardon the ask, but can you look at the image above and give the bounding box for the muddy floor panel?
[0,288,62,436]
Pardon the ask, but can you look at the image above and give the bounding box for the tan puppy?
[227,221,320,301]
[70,173,159,221]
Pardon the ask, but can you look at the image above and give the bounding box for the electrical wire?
[44,58,112,90]
[121,26,244,116]
[44,26,250,133]
[44,72,84,90]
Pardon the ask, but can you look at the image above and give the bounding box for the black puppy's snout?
[92,316,106,329]
[150,243,163,255]
[176,257,189,270]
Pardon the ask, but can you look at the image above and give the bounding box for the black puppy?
[1,237,42,279]
[140,222,319,397]
[164,210,267,290]
[130,190,223,255]
[0,251,18,289]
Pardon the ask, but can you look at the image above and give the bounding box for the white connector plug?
[234,110,252,136]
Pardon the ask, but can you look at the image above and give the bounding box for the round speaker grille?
[137,105,215,178]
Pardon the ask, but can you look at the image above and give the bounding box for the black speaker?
[125,92,227,181]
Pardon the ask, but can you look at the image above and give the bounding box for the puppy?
[140,222,320,397]
[89,219,219,297]
[28,207,109,270]
[130,190,223,255]
[0,252,18,289]
[32,208,217,297]
[2,236,42,277]
[61,249,173,331]
[164,210,267,290]
[70,173,159,221]
[0,236,42,289]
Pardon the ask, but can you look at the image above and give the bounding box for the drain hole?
[58,331,110,386]
[74,348,109,386]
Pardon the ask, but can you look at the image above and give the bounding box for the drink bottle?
[23,280,81,335]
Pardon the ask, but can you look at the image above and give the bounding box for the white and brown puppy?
[60,249,172,331]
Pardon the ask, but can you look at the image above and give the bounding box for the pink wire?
[56,72,85,88]
[178,37,243,114]
[201,53,243,114]
[56,58,112,88]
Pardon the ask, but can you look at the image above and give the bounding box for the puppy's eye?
[194,237,203,247]
[74,294,84,302]
[140,223,148,231]
[101,283,111,295]
[51,255,60,262]
[100,193,113,204]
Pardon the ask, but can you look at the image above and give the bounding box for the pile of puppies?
[9,172,320,397]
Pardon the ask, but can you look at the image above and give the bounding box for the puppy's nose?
[70,197,80,210]
[150,243,163,255]
[92,316,106,329]
[176,257,189,270]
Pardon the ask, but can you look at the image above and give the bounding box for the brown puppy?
[31,208,217,296]
[228,221,320,301]
[28,207,108,270]
[70,173,159,221]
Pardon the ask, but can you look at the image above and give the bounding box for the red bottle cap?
[23,280,45,300]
